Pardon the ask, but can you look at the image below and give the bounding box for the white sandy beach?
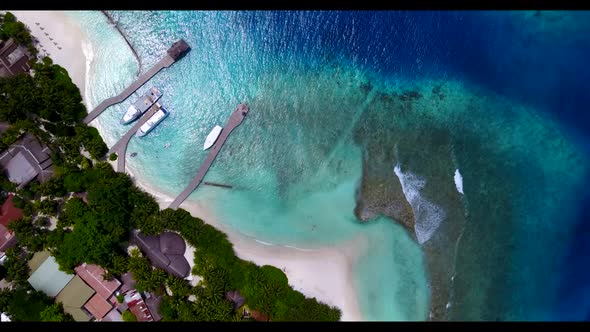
[14,10,366,321]
[131,173,365,321]
[10,11,88,100]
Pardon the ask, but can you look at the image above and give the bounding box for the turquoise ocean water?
[67,11,590,320]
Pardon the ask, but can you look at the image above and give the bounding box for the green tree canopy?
[2,248,30,285]
[40,303,73,322]
[122,310,137,322]
[0,287,56,321]
[7,218,47,252]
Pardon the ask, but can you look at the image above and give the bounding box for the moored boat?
[203,125,223,150]
[136,106,169,137]
[121,87,162,125]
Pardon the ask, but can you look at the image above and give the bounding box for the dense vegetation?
[0,287,73,322]
[0,12,340,322]
[0,12,102,322]
[1,247,31,285]
[0,56,107,162]
[152,208,341,321]
[22,161,339,321]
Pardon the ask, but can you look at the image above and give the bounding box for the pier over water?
[107,102,162,172]
[168,104,250,209]
[83,39,190,124]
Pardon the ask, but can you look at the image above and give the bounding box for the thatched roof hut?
[132,230,191,278]
[168,255,191,278]
[159,232,186,255]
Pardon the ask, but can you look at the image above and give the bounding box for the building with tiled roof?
[75,263,121,300]
[0,39,31,78]
[124,290,153,322]
[84,293,113,320]
[55,276,95,322]
[132,230,191,278]
[27,254,74,297]
[0,194,23,253]
[0,134,54,187]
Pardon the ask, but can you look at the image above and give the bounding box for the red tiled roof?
[0,223,16,252]
[0,194,23,227]
[124,291,153,322]
[83,293,113,320]
[74,263,121,300]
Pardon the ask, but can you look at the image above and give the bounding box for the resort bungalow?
[27,251,94,321]
[131,230,191,279]
[55,276,96,321]
[0,134,54,188]
[27,252,125,321]
[115,271,162,321]
[0,38,31,78]
[74,263,123,321]
[124,290,154,322]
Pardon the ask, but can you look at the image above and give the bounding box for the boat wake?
[393,164,445,245]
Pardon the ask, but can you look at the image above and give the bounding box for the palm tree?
[230,312,243,322]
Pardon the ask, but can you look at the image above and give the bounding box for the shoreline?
[23,10,366,321]
[11,11,88,103]
[129,169,365,321]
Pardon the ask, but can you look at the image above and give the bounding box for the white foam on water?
[255,239,274,246]
[393,164,445,245]
[284,245,315,252]
[454,169,464,195]
[81,37,95,109]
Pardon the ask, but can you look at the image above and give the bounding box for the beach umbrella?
[49,37,53,41]
[44,32,49,36]
[53,42,57,46]
[57,47,62,50]
[35,22,40,25]
[40,27,44,30]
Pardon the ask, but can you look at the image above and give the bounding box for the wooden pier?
[168,104,249,209]
[83,39,190,124]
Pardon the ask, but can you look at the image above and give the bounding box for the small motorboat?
[203,125,223,150]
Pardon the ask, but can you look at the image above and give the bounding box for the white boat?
[121,87,162,125]
[136,106,169,137]
[203,125,223,150]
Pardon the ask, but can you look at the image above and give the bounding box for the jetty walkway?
[168,103,250,209]
[108,103,162,172]
[83,39,190,124]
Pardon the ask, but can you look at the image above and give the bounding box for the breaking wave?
[393,164,446,244]
[454,169,464,195]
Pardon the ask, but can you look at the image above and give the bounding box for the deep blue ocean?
[70,11,590,320]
